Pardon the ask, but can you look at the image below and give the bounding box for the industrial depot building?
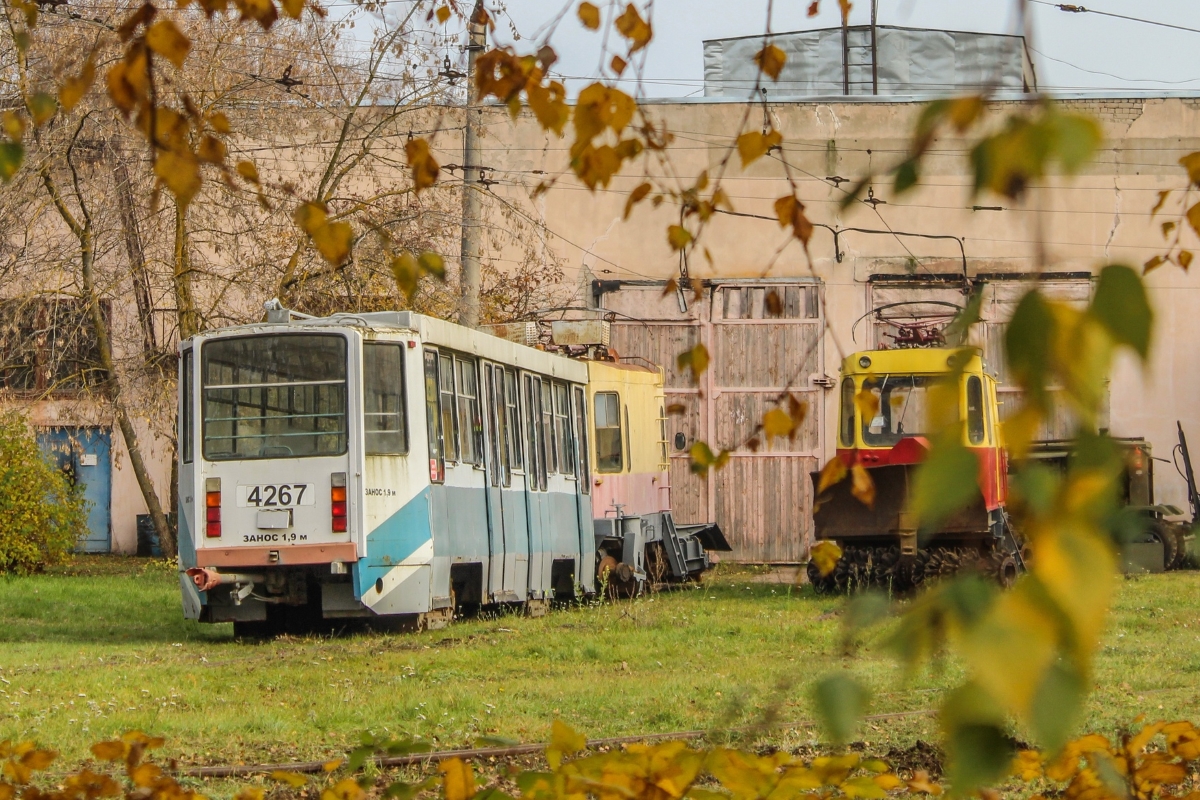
[5,23,1200,561]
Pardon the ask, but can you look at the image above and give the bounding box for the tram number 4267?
[236,483,316,508]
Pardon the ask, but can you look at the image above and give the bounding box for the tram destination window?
[202,334,347,460]
[594,391,623,473]
[364,343,408,455]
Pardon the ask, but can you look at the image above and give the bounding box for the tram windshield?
[201,334,348,460]
[860,374,935,447]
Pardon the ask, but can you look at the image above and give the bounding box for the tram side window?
[839,378,855,447]
[423,350,444,482]
[364,343,407,455]
[438,354,458,462]
[181,350,193,463]
[504,369,522,471]
[574,386,590,493]
[456,357,482,465]
[523,375,546,489]
[553,383,574,477]
[541,380,557,474]
[485,366,505,486]
[966,376,985,445]
[594,391,623,473]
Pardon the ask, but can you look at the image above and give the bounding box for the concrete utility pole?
[458,0,487,329]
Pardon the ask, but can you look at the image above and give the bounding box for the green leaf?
[812,673,869,745]
[843,591,891,634]
[940,574,997,628]
[1029,661,1085,754]
[1010,463,1059,517]
[1089,264,1152,359]
[1004,289,1054,405]
[940,683,1012,795]
[838,176,871,210]
[893,159,919,193]
[944,289,983,346]
[0,141,23,181]
[911,433,980,537]
[1052,112,1102,174]
[945,723,1013,794]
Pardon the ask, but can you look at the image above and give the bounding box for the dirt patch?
[884,740,944,778]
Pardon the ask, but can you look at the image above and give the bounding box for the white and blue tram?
[178,310,717,635]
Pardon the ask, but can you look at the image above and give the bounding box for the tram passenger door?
[482,364,507,601]
[523,373,549,598]
[502,369,530,599]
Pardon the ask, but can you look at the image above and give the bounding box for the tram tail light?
[331,472,347,532]
[205,478,221,538]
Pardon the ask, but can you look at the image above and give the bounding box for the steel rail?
[175,709,936,779]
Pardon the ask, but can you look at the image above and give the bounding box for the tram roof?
[188,311,590,383]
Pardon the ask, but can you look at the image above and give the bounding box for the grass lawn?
[1,557,1199,776]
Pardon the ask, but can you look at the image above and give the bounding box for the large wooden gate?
[601,280,824,563]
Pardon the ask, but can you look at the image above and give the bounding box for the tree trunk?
[40,163,177,558]
[174,199,199,340]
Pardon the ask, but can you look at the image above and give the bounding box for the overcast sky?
[445,0,1200,97]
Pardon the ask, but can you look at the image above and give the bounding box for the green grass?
[1,557,1199,774]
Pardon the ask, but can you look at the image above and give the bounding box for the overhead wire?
[1029,0,1200,37]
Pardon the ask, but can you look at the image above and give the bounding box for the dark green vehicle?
[1022,422,1197,572]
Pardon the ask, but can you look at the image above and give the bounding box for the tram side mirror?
[869,415,886,434]
[674,432,687,451]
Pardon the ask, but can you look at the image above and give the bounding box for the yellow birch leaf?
[854,386,880,421]
[198,134,226,163]
[27,93,57,126]
[676,342,709,382]
[154,149,201,205]
[614,3,652,52]
[577,1,600,30]
[145,19,191,69]
[736,129,781,167]
[209,112,231,134]
[624,181,652,219]
[809,540,842,577]
[435,5,450,23]
[667,224,693,251]
[270,771,309,787]
[311,220,353,265]
[90,741,127,761]
[1180,151,1200,185]
[754,44,785,80]
[850,463,875,508]
[236,159,260,183]
[440,758,476,800]
[2,111,25,140]
[406,137,439,192]
[1186,201,1200,239]
[610,55,628,75]
[59,56,95,112]
[817,455,848,495]
[763,408,795,441]
[280,0,303,18]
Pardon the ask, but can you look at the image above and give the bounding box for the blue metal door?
[36,427,112,553]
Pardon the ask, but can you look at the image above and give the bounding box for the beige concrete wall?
[13,94,1198,539]
[472,95,1200,513]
